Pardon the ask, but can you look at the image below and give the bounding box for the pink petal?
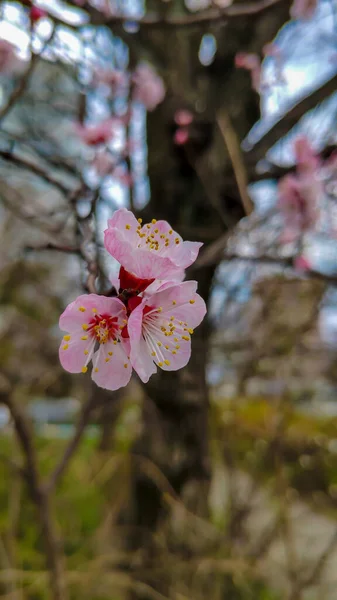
[92,340,132,390]
[59,294,126,333]
[169,241,203,269]
[59,332,95,374]
[106,207,139,245]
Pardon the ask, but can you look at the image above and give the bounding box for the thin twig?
[217,111,254,216]
[46,395,98,492]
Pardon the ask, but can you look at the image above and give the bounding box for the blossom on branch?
[132,63,165,111]
[59,294,131,390]
[104,208,202,280]
[59,210,206,390]
[127,280,206,383]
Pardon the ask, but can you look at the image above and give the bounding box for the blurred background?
[1,0,337,599]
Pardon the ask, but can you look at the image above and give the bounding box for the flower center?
[88,313,119,344]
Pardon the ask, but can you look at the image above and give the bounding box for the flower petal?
[91,340,132,391]
[169,241,203,269]
[59,332,95,373]
[59,294,126,333]
[128,305,157,383]
[106,207,139,245]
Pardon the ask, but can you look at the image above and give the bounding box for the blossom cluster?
[59,209,206,390]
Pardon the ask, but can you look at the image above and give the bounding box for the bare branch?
[244,73,337,163]
[46,395,98,492]
[66,0,287,29]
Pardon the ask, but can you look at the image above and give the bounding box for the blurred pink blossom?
[174,128,189,146]
[278,136,322,244]
[75,118,120,146]
[234,52,261,92]
[294,135,320,172]
[132,63,166,111]
[174,109,194,127]
[92,151,116,176]
[290,0,317,19]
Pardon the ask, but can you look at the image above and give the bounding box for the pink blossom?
[104,208,202,280]
[92,151,116,176]
[127,281,206,383]
[174,109,194,127]
[59,294,131,390]
[290,0,317,20]
[294,136,319,172]
[75,118,119,146]
[132,63,165,111]
[0,39,21,75]
[174,128,189,145]
[234,52,261,92]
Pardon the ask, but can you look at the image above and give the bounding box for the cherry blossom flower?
[75,118,120,146]
[59,294,131,390]
[104,208,202,280]
[132,63,165,111]
[234,52,261,92]
[174,109,194,127]
[294,135,319,172]
[174,128,189,145]
[278,137,322,243]
[127,280,206,383]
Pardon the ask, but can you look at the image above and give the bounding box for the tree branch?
[244,73,337,163]
[46,395,98,493]
[66,0,285,28]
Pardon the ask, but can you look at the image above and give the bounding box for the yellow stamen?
[165,345,169,350]
[169,230,173,234]
[151,218,157,224]
[113,340,117,345]
[157,307,163,313]
[176,345,180,349]
[81,366,87,373]
[158,362,163,367]
[172,350,177,355]
[125,224,131,230]
[138,218,142,224]
[63,335,71,341]
[82,324,88,331]
[108,351,113,356]
[79,306,86,312]
[189,300,195,304]
[175,238,180,244]
[188,328,194,334]
[92,308,97,313]
[182,336,190,341]
[62,344,69,350]
[84,350,88,355]
[124,363,128,368]
[164,360,170,366]
[81,335,88,341]
[172,300,177,306]
[105,358,110,363]
[94,368,99,373]
[151,351,156,357]
[158,342,162,347]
